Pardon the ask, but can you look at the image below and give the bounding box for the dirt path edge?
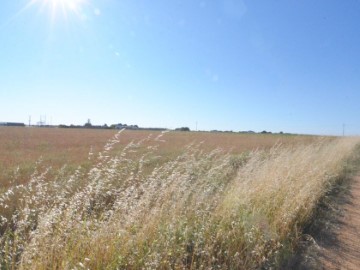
[281,168,360,270]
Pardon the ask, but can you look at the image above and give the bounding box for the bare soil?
[283,175,360,269]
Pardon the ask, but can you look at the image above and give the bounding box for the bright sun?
[27,0,88,21]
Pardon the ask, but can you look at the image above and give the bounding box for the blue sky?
[1,0,360,135]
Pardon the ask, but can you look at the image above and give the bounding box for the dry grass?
[0,127,358,269]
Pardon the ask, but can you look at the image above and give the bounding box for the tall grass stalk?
[0,132,359,269]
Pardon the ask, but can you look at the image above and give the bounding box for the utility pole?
[343,123,345,137]
[29,115,31,127]
[196,121,198,131]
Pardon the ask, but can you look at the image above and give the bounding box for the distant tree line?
[36,121,289,135]
[58,122,167,131]
[175,127,190,132]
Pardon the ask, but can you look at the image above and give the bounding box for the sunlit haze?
[1,1,360,135]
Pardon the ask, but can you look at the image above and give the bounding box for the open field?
[0,127,318,190]
[0,127,359,269]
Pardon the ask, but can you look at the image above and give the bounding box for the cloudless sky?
[1,0,360,135]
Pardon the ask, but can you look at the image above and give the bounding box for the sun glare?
[27,0,88,21]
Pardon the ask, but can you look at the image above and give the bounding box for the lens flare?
[26,0,88,22]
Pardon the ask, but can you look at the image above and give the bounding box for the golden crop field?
[0,127,358,269]
[0,127,317,189]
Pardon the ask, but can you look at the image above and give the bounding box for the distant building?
[239,130,256,134]
[0,122,25,127]
[115,124,139,130]
[112,123,166,131]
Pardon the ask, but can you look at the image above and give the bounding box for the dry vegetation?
[0,127,316,190]
[0,127,359,269]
